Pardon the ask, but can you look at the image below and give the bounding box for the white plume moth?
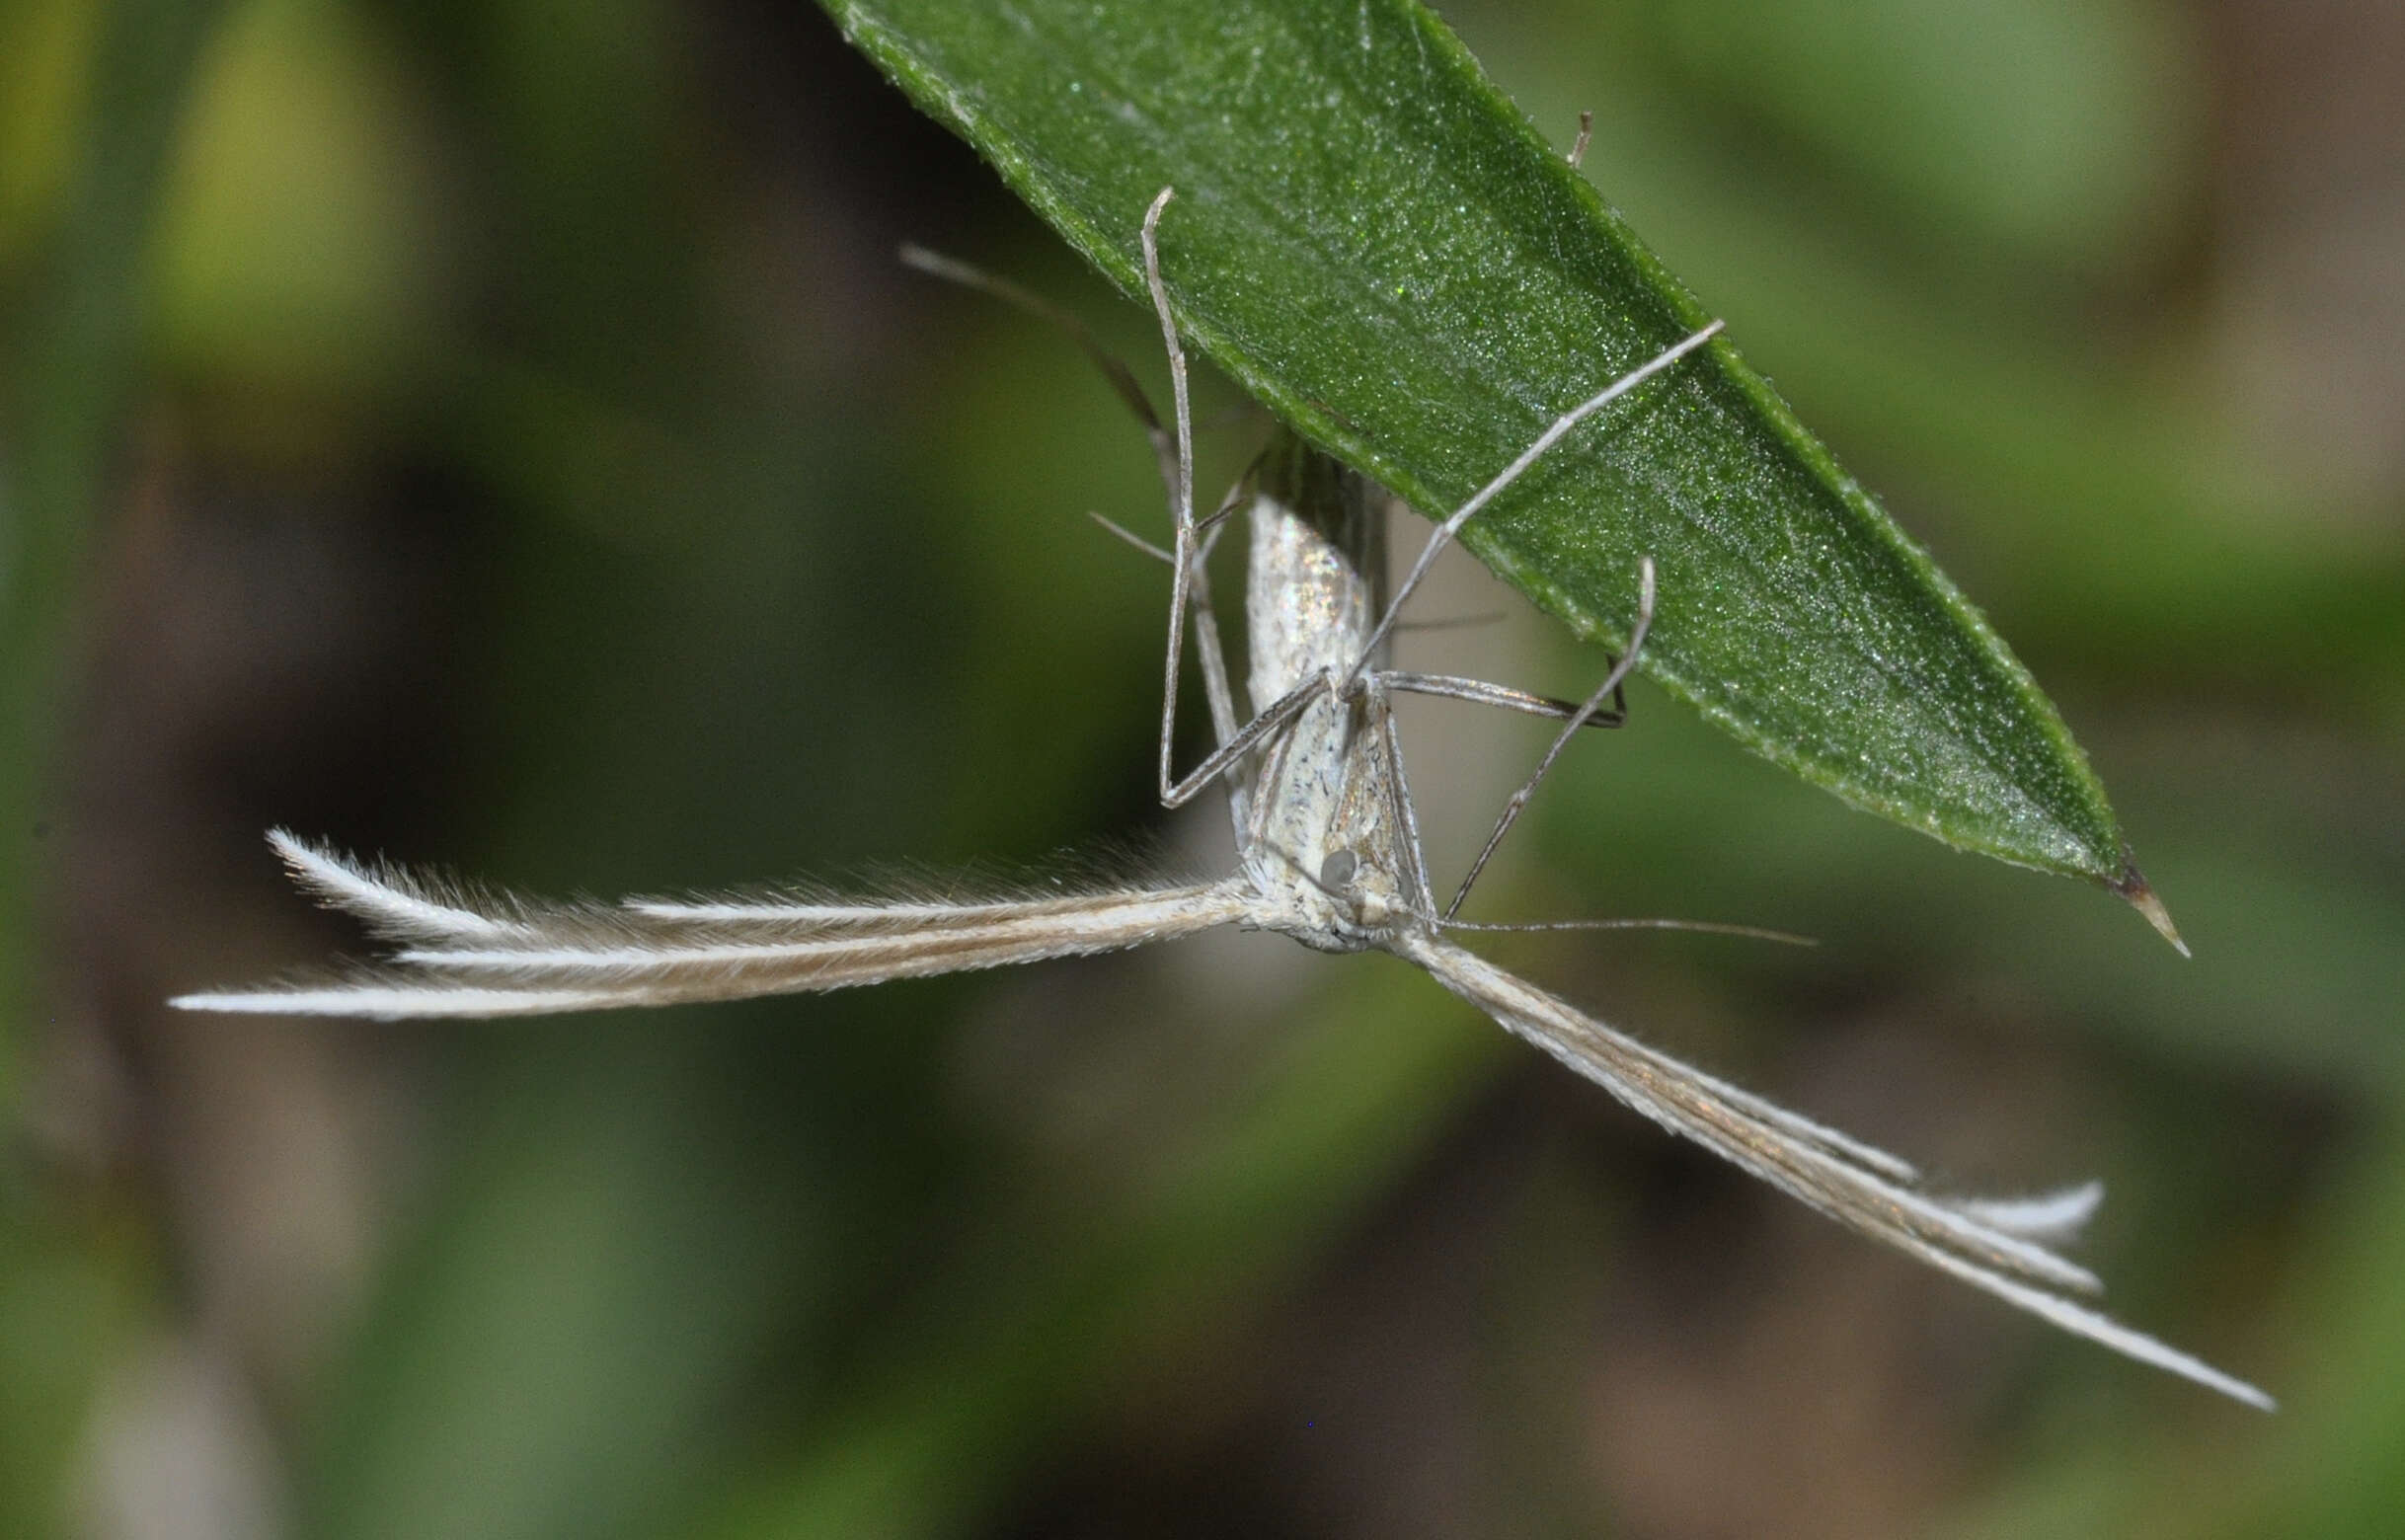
[173,190,2269,1410]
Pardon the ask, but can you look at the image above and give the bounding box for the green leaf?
[820,0,2174,936]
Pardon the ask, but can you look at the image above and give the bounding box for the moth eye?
[1319,850,1358,888]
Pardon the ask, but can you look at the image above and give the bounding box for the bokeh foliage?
[1,0,2397,1537]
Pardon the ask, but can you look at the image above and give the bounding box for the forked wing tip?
[1956,1181,2106,1243]
[1962,1255,2275,1412]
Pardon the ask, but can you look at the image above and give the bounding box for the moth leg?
[1446,559,1657,920]
[1139,186,1283,826]
[1088,508,1245,789]
[1374,695,1441,921]
[1377,670,1628,731]
[1159,674,1322,810]
[1342,321,1721,693]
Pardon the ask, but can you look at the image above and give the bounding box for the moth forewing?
[171,836,1252,1019]
[1398,933,2273,1409]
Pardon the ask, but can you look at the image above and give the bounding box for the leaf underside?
[821,0,2158,914]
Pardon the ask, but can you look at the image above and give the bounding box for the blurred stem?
[0,0,226,1087]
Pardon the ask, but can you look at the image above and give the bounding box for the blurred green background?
[2,0,2399,1535]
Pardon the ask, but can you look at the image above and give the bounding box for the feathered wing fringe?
[1399,934,2273,1410]
[263,829,532,942]
[176,837,2267,1405]
[171,836,1252,1020]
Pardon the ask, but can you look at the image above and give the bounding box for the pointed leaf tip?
[2112,856,2189,958]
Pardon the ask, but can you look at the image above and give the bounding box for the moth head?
[1317,847,1394,928]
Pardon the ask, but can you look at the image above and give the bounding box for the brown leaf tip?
[2111,852,2190,958]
